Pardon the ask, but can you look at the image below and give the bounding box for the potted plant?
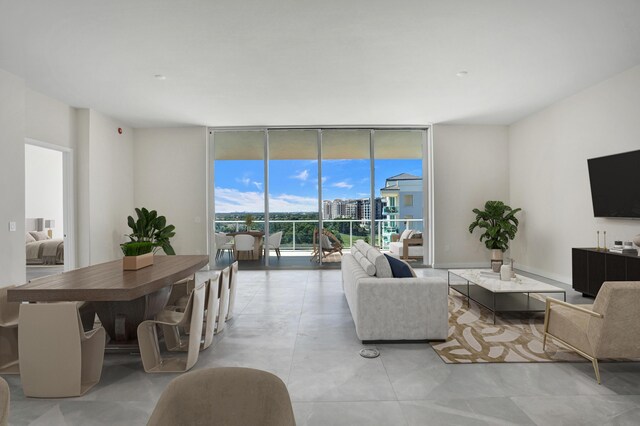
[469,201,521,272]
[122,208,176,270]
[244,214,254,231]
[121,241,155,270]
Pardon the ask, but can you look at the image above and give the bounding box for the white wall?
[0,68,26,287]
[87,110,134,264]
[133,127,208,255]
[24,144,64,239]
[432,124,510,268]
[509,65,640,283]
[25,88,77,150]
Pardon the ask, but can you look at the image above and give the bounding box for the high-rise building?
[322,200,332,219]
[331,199,346,218]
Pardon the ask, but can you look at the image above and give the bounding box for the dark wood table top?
[8,255,209,302]
[227,231,264,237]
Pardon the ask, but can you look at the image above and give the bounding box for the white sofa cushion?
[353,251,375,276]
[399,229,415,241]
[353,240,393,278]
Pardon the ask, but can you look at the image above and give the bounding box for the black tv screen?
[587,149,640,218]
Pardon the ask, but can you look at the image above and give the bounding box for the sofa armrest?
[354,277,448,340]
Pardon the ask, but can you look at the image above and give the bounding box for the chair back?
[18,303,84,397]
[199,270,220,350]
[226,261,239,320]
[215,232,232,247]
[587,281,640,358]
[215,267,231,334]
[147,367,296,426]
[185,281,206,370]
[0,376,8,426]
[0,285,19,326]
[0,377,10,426]
[269,231,283,248]
[234,234,255,251]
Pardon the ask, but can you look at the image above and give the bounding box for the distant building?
[380,173,423,245]
[322,200,332,219]
[331,199,346,218]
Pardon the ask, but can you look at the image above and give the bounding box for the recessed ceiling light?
[456,71,468,77]
[154,74,167,80]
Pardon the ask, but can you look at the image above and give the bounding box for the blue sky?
[215,159,421,213]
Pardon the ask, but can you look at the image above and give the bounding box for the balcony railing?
[214,218,423,251]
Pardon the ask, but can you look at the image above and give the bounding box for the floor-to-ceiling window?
[210,127,429,268]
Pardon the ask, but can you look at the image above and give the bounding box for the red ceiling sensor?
[118,127,123,135]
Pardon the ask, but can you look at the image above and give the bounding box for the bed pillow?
[384,254,416,278]
[26,232,36,243]
[29,231,50,241]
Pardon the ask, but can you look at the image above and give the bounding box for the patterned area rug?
[431,292,585,363]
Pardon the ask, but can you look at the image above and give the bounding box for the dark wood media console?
[572,248,640,297]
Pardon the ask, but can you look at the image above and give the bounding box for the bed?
[25,218,64,265]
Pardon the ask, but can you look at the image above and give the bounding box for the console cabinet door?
[572,249,589,294]
[587,251,606,296]
[627,257,640,281]
[606,254,627,282]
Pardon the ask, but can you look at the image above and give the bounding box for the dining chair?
[215,267,230,334]
[263,231,283,258]
[215,232,234,261]
[0,376,9,426]
[226,261,239,321]
[147,367,296,426]
[234,234,255,260]
[0,285,19,374]
[137,279,206,373]
[164,270,220,352]
[18,302,106,397]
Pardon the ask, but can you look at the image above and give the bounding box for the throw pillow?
[354,251,376,276]
[29,231,50,241]
[320,234,333,249]
[26,232,36,243]
[384,254,415,278]
[399,229,414,241]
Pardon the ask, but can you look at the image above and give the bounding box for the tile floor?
[4,268,640,425]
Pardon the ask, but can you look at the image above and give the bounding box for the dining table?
[227,231,264,260]
[8,255,209,348]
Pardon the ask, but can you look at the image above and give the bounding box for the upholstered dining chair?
[0,376,9,426]
[0,285,20,374]
[214,266,230,334]
[137,279,206,373]
[18,302,106,397]
[164,270,220,352]
[234,234,255,260]
[226,261,239,321]
[215,232,234,261]
[263,231,283,258]
[543,281,640,383]
[147,367,296,426]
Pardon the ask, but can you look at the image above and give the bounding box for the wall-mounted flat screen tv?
[588,149,640,218]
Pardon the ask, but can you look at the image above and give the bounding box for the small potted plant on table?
[121,208,176,270]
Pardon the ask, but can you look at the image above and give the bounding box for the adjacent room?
[1,1,640,425]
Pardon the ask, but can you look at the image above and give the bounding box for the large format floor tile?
[5,268,640,425]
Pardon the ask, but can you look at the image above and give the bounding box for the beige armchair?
[543,281,640,383]
[0,285,19,374]
[147,367,296,426]
[18,302,106,397]
[0,376,8,426]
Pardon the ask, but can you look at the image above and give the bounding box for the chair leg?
[276,248,281,258]
[592,358,601,384]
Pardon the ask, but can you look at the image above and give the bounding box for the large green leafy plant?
[468,201,521,251]
[125,208,176,255]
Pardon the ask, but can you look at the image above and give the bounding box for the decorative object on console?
[469,200,521,272]
[634,234,640,249]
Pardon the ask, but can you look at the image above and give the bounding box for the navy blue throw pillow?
[384,254,414,278]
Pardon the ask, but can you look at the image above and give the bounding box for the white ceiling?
[1,0,640,128]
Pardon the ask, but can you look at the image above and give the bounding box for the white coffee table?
[447,269,566,324]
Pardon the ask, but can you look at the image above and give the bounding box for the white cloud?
[236,177,251,186]
[252,181,262,190]
[215,187,317,213]
[291,170,309,181]
[332,181,353,189]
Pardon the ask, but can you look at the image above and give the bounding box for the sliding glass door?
[210,127,429,268]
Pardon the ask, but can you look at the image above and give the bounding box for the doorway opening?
[24,139,75,281]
